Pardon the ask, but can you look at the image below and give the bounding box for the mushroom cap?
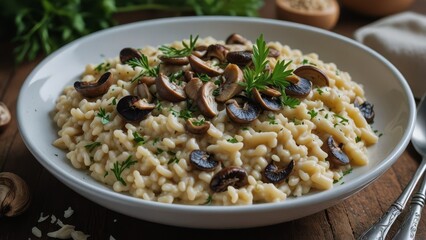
[158,55,189,65]
[294,65,329,87]
[252,88,282,111]
[197,82,218,118]
[0,172,31,217]
[263,160,294,184]
[188,55,224,77]
[210,166,248,192]
[185,77,204,101]
[117,95,155,122]
[120,48,142,64]
[226,51,253,67]
[285,77,312,97]
[225,98,261,123]
[0,102,11,129]
[354,97,375,124]
[203,44,229,62]
[215,64,244,103]
[322,135,350,166]
[225,33,249,45]
[189,150,218,171]
[136,83,153,102]
[155,73,186,102]
[185,118,210,134]
[74,72,113,98]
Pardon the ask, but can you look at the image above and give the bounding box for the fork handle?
[393,171,426,240]
[358,158,426,240]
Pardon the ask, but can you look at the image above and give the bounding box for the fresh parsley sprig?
[111,155,137,186]
[159,35,199,58]
[97,107,110,124]
[127,54,159,82]
[239,34,299,108]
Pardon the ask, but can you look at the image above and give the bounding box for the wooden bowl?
[275,0,340,30]
[340,0,415,17]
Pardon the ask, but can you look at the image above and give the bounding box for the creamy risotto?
[52,34,378,205]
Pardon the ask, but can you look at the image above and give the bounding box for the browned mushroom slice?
[0,172,31,217]
[197,82,218,118]
[136,83,153,102]
[156,73,186,102]
[285,77,312,98]
[226,33,249,45]
[185,77,203,101]
[203,44,229,62]
[215,64,244,103]
[158,55,189,65]
[184,70,195,82]
[226,51,252,67]
[322,135,350,166]
[252,88,281,111]
[261,87,281,97]
[210,166,248,192]
[120,48,142,64]
[74,72,113,98]
[193,45,208,58]
[354,97,375,124]
[117,95,155,122]
[263,160,294,184]
[0,102,11,131]
[188,55,223,77]
[226,98,261,123]
[190,150,218,171]
[294,65,329,87]
[139,76,156,87]
[186,118,210,134]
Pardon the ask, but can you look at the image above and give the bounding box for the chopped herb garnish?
[227,137,239,143]
[197,73,211,82]
[212,88,220,96]
[340,181,345,185]
[104,171,109,178]
[292,118,302,125]
[213,79,222,86]
[307,109,318,119]
[169,108,179,117]
[153,138,160,145]
[333,178,340,184]
[84,142,101,152]
[133,132,146,145]
[192,118,206,126]
[267,115,277,125]
[167,153,179,164]
[316,88,324,95]
[302,59,309,65]
[355,136,362,143]
[325,113,329,119]
[97,107,110,124]
[156,101,163,111]
[343,168,353,176]
[111,155,137,186]
[202,195,213,205]
[334,114,349,125]
[179,109,193,120]
[169,70,184,85]
[127,54,159,82]
[336,70,340,76]
[242,127,249,131]
[159,35,198,58]
[112,97,117,105]
[94,62,111,72]
[238,34,298,108]
[157,148,164,154]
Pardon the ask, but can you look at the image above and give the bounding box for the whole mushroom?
[189,150,218,171]
[322,135,350,166]
[225,98,261,123]
[210,166,248,192]
[117,95,155,122]
[156,73,186,102]
[0,172,31,217]
[74,72,113,98]
[263,160,294,184]
[294,65,329,87]
[120,47,142,63]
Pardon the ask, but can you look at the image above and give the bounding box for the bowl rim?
[17,16,416,214]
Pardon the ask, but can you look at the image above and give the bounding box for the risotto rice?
[52,34,378,205]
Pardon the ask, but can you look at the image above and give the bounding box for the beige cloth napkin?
[354,12,426,98]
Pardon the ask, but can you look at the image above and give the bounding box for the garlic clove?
[0,172,31,217]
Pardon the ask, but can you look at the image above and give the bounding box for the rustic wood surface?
[1,1,425,239]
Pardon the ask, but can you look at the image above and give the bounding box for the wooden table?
[1,1,425,239]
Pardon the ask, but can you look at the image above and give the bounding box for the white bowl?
[17,16,416,229]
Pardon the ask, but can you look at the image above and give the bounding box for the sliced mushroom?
[210,166,248,192]
[193,45,208,58]
[203,44,229,62]
[117,95,155,122]
[155,73,186,102]
[74,72,113,98]
[261,87,281,97]
[354,97,375,124]
[226,33,249,45]
[285,77,312,98]
[158,55,189,65]
[186,118,210,134]
[294,65,329,87]
[136,83,153,102]
[190,150,218,171]
[0,172,31,217]
[197,82,218,118]
[252,88,281,111]
[322,136,350,166]
[215,64,244,103]
[226,51,252,66]
[184,70,195,82]
[188,55,223,77]
[185,77,203,101]
[226,98,261,123]
[139,76,156,87]
[120,48,142,64]
[0,102,11,131]
[263,160,294,184]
